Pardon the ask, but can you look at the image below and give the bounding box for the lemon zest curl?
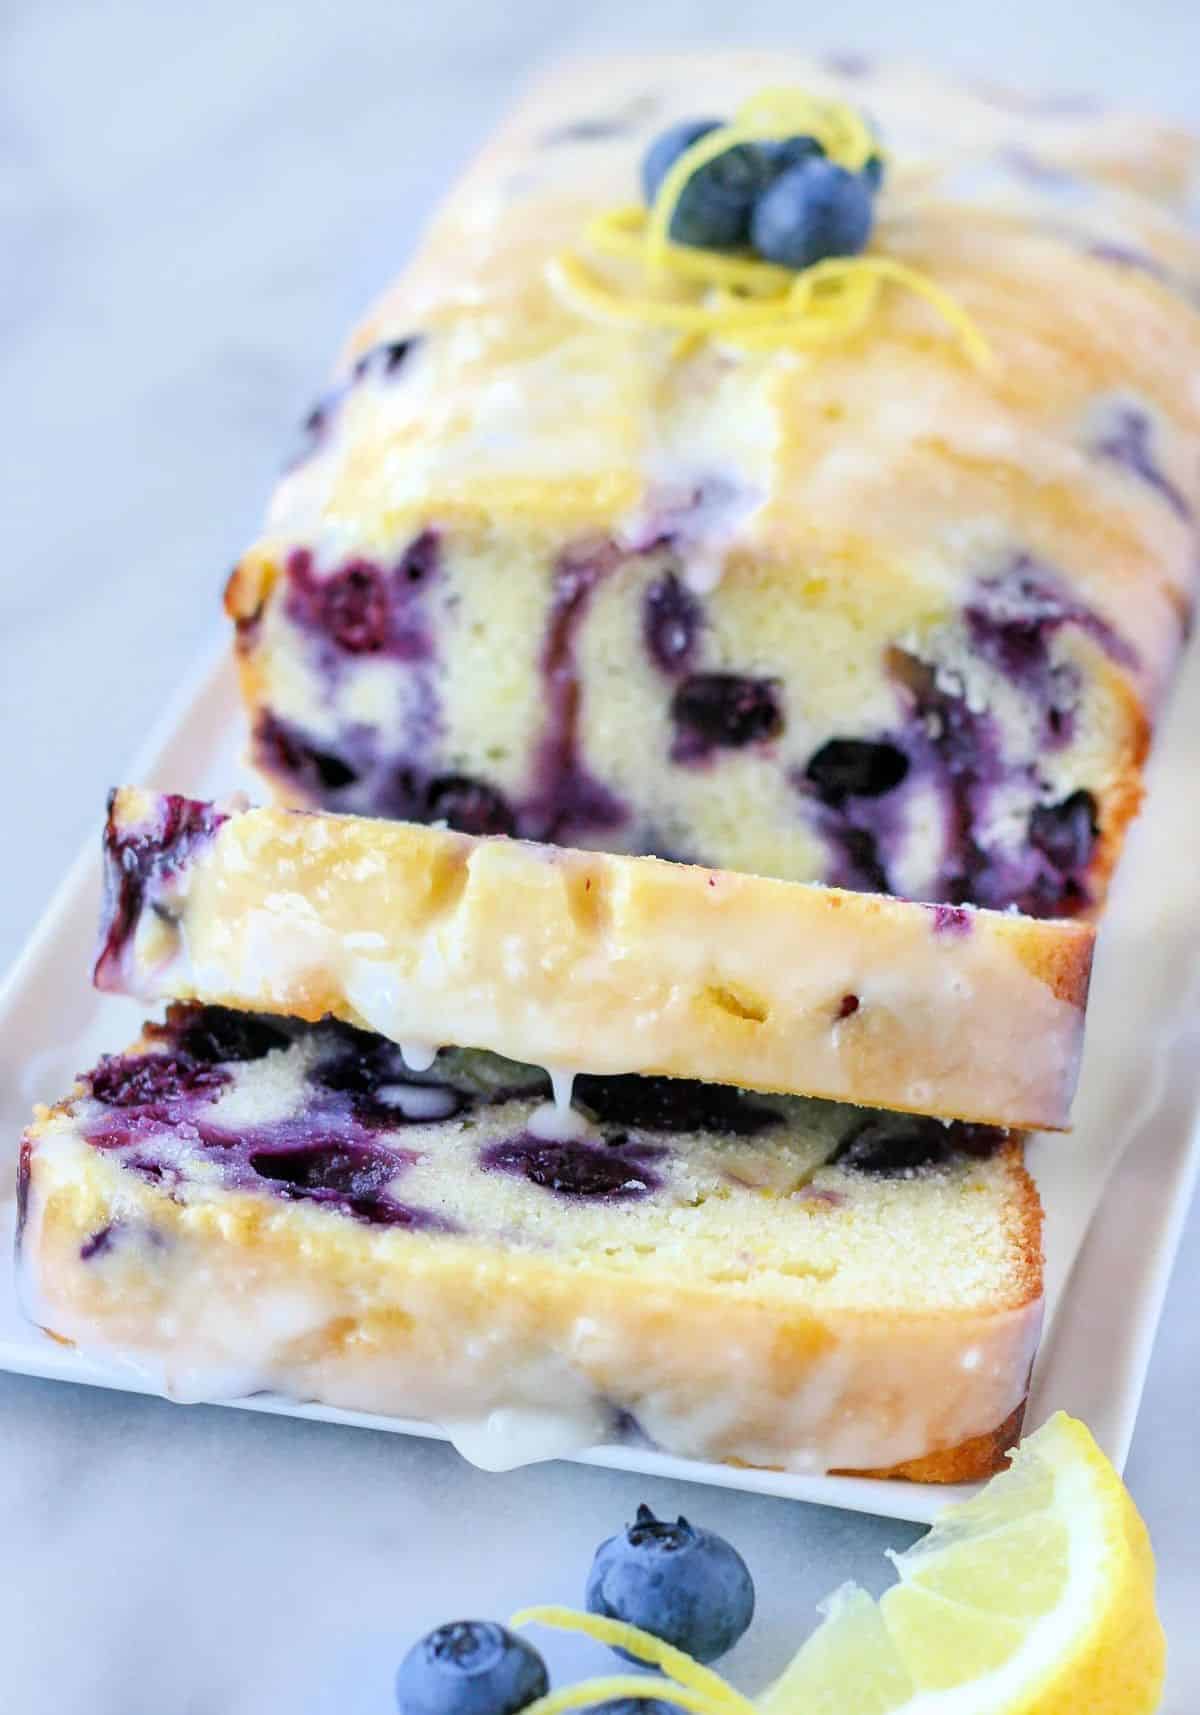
[511,1605,755,1715]
[549,87,991,368]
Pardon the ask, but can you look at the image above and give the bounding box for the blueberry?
[481,1136,663,1200]
[805,738,909,801]
[1029,790,1098,874]
[174,1007,290,1065]
[573,1073,779,1137]
[395,1620,548,1715]
[425,774,516,837]
[670,673,783,757]
[832,1114,952,1175]
[589,1702,675,1715]
[761,133,825,175]
[585,1504,754,1665]
[833,1116,1004,1176]
[643,573,701,674]
[87,1050,229,1109]
[640,118,723,204]
[641,119,773,250]
[750,158,874,269]
[861,152,885,192]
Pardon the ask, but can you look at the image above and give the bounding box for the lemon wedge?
[516,1413,1165,1715]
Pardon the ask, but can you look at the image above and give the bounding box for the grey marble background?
[1,1,1197,1709]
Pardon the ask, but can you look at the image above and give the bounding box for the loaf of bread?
[19,1003,1042,1479]
[96,788,1093,1129]
[225,54,1200,917]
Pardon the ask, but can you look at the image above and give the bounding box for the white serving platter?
[2,633,1199,1526]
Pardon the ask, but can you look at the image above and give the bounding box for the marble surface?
[1,1,1198,1709]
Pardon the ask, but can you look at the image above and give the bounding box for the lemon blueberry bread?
[225,53,1200,918]
[19,1002,1042,1479]
[95,789,1094,1129]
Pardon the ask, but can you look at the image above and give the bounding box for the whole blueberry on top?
[861,151,885,192]
[585,1503,754,1665]
[641,119,774,251]
[589,1702,675,1714]
[761,133,826,176]
[750,158,874,269]
[641,118,723,204]
[395,1620,548,1715]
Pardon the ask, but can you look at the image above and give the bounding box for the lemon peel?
[511,1606,754,1715]
[549,86,990,367]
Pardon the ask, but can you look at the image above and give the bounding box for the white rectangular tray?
[2,634,1199,1524]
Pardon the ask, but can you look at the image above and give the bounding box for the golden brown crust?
[849,1403,1027,1483]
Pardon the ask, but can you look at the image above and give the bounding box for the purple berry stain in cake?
[1086,242,1169,283]
[284,532,437,667]
[965,556,1138,685]
[670,673,784,762]
[643,572,702,674]
[87,1047,230,1110]
[15,1137,32,1244]
[77,1008,463,1232]
[424,775,516,836]
[253,710,366,798]
[1090,405,1193,522]
[524,544,629,841]
[94,794,228,992]
[481,1133,665,1200]
[80,1224,117,1262]
[798,577,1110,917]
[930,903,972,936]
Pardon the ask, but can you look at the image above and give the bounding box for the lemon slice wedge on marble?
[516,1412,1164,1715]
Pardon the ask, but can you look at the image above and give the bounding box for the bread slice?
[96,789,1093,1130]
[19,1004,1043,1480]
[224,55,1200,919]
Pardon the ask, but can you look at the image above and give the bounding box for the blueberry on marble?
[640,118,722,203]
[805,738,909,801]
[586,1504,754,1664]
[670,673,783,757]
[396,1620,548,1715]
[1029,790,1098,874]
[750,158,874,269]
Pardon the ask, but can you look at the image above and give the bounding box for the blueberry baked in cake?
[225,54,1200,918]
[95,789,1093,1129]
[19,1003,1041,1479]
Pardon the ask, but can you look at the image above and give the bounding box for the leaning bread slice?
[95,788,1093,1129]
[19,1003,1042,1480]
